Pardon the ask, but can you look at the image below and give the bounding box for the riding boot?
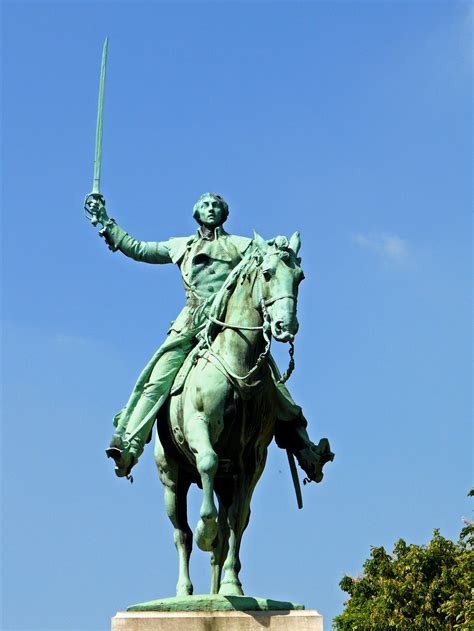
[106,434,137,479]
[106,395,158,478]
[275,414,335,483]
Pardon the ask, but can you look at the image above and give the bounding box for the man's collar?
[196,225,228,241]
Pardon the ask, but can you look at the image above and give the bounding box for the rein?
[203,272,296,386]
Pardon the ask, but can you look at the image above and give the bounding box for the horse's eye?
[262,269,272,281]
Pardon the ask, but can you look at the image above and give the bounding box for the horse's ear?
[289,231,301,255]
[253,230,269,253]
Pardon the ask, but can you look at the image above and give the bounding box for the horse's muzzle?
[273,319,297,343]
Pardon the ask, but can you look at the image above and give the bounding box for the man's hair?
[193,192,229,224]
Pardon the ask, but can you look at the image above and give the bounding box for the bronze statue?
[85,39,333,603]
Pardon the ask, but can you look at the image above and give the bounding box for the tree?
[333,492,473,630]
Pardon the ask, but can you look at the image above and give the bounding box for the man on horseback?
[87,192,333,484]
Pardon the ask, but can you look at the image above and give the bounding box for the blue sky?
[2,1,472,629]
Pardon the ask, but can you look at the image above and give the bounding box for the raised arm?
[87,199,172,264]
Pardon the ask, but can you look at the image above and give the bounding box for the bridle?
[203,269,297,385]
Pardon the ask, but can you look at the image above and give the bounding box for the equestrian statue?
[84,39,333,602]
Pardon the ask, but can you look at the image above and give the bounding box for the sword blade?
[287,449,303,510]
[92,37,108,195]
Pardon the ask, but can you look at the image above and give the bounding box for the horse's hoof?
[219,581,244,596]
[176,582,193,597]
[195,518,218,552]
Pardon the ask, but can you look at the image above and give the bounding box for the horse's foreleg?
[155,435,193,596]
[186,412,219,551]
[185,369,228,553]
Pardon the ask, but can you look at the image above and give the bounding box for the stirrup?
[105,445,136,481]
[105,446,122,460]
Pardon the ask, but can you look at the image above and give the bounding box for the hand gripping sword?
[84,37,109,225]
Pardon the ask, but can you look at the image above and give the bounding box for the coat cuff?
[99,218,124,252]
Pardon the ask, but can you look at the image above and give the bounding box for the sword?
[84,37,109,225]
[287,449,303,509]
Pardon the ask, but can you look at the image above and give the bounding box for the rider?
[88,193,332,481]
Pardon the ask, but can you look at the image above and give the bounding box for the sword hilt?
[84,192,106,226]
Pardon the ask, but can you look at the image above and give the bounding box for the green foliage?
[333,492,473,630]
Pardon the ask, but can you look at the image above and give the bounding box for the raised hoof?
[195,518,219,552]
[219,581,244,596]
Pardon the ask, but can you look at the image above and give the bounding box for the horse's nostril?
[275,320,284,333]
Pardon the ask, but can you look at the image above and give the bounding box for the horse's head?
[253,231,304,343]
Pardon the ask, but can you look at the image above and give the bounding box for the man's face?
[196,196,225,227]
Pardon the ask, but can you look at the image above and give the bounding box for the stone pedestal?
[111,610,324,630]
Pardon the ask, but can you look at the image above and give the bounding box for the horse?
[154,231,305,597]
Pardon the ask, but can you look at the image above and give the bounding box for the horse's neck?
[213,268,263,369]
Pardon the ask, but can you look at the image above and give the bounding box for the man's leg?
[273,380,334,483]
[108,344,191,477]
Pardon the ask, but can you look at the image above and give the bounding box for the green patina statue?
[87,192,333,596]
[84,40,333,607]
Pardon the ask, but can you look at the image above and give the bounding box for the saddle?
[170,343,269,403]
[169,342,204,397]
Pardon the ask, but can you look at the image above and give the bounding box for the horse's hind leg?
[210,492,230,594]
[154,433,193,596]
[218,480,248,596]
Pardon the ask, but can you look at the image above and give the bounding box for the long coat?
[99,221,257,437]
